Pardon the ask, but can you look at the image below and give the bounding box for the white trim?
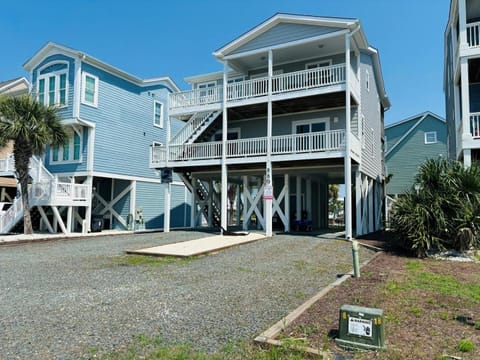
[0,77,30,95]
[24,42,181,93]
[292,117,330,133]
[385,111,445,129]
[385,114,427,157]
[153,100,164,128]
[81,72,99,107]
[73,58,81,117]
[50,127,83,164]
[36,61,69,108]
[424,131,438,144]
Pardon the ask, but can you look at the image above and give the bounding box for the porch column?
[368,177,374,233]
[284,174,290,232]
[191,176,196,228]
[344,32,353,239]
[460,57,471,166]
[85,175,93,232]
[306,178,312,221]
[265,49,274,237]
[296,176,302,223]
[221,61,229,232]
[130,180,136,230]
[164,183,171,232]
[458,0,467,48]
[236,183,241,226]
[355,170,362,237]
[464,149,472,167]
[242,176,249,230]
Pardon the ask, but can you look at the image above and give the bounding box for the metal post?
[352,240,360,278]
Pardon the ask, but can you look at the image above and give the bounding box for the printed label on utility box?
[348,316,372,337]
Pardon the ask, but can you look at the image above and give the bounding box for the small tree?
[0,94,67,234]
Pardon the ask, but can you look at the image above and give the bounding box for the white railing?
[29,156,54,182]
[272,63,345,94]
[169,142,223,161]
[467,21,480,48]
[227,137,268,157]
[271,130,345,154]
[151,129,346,165]
[170,111,218,145]
[169,64,347,110]
[471,112,480,138]
[227,77,268,101]
[0,154,15,173]
[0,196,23,234]
[169,86,223,109]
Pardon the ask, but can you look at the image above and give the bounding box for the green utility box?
[335,304,385,350]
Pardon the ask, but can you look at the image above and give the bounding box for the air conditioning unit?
[335,304,385,350]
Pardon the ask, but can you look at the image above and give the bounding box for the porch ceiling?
[228,92,354,120]
[177,159,358,184]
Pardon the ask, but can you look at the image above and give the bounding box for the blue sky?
[1,0,450,125]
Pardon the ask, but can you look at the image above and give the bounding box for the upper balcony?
[169,63,359,116]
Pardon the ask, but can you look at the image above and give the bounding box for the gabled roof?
[211,13,390,109]
[213,13,363,58]
[385,111,446,157]
[23,42,180,92]
[0,77,30,95]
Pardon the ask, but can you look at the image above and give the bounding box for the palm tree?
[0,94,67,234]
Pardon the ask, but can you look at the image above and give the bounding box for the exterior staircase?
[194,178,221,228]
[0,154,90,234]
[171,111,221,146]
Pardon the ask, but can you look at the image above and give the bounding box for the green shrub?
[457,339,474,352]
[390,158,480,257]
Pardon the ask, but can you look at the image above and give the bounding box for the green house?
[385,112,447,196]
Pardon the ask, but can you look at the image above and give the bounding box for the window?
[425,131,437,144]
[51,128,82,163]
[37,64,68,107]
[81,72,99,107]
[153,101,163,128]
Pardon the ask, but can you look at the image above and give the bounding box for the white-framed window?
[153,100,163,128]
[81,72,99,107]
[37,62,68,107]
[51,127,82,164]
[292,118,330,134]
[305,59,332,70]
[366,69,370,92]
[424,131,437,144]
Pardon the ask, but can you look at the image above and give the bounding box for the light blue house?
[0,42,190,234]
[385,112,447,196]
[152,14,390,238]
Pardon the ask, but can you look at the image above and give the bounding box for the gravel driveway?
[0,230,375,359]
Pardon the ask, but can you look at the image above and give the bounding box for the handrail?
[150,129,347,165]
[170,111,219,145]
[0,196,23,234]
[467,21,480,48]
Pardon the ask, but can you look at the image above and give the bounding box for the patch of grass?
[294,291,306,299]
[111,255,193,268]
[408,305,423,318]
[237,266,253,273]
[437,311,450,321]
[385,313,401,324]
[293,259,308,271]
[406,261,423,271]
[475,321,480,330]
[409,271,480,304]
[384,279,406,293]
[457,339,475,352]
[82,334,316,360]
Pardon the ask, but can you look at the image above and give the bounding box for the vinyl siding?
[136,181,191,229]
[44,126,89,173]
[79,62,171,179]
[230,23,343,55]
[359,53,383,179]
[386,116,447,195]
[385,118,419,153]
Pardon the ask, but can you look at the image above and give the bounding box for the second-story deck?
[169,64,359,116]
[150,129,361,169]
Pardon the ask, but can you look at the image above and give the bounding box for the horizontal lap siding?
[385,119,419,152]
[231,23,342,55]
[79,63,170,179]
[386,116,447,195]
[135,182,191,229]
[359,53,383,180]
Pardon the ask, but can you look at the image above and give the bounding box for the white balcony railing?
[467,21,480,48]
[0,154,15,173]
[0,196,23,234]
[169,64,347,111]
[471,112,480,138]
[151,129,346,165]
